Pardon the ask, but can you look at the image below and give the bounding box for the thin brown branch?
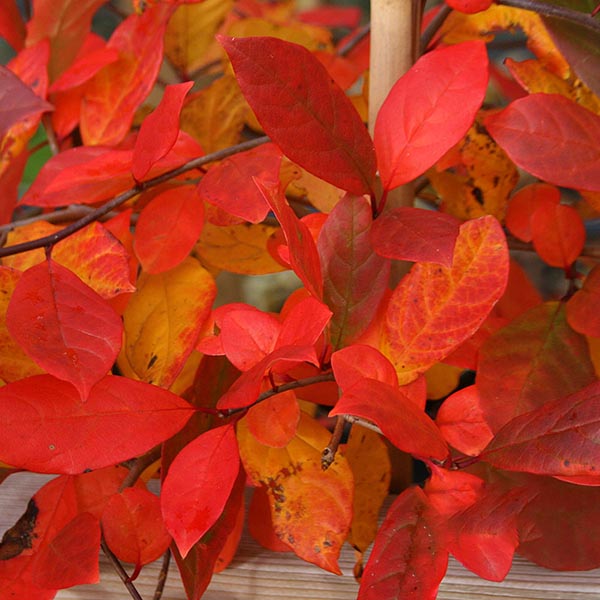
[119,446,163,492]
[153,549,171,600]
[0,136,270,259]
[321,415,347,470]
[41,114,60,156]
[498,0,600,33]
[101,538,144,600]
[420,3,452,53]
[342,414,383,435]
[337,23,370,57]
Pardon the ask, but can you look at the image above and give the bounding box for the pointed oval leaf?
[318,194,391,349]
[332,344,398,389]
[383,216,508,383]
[481,380,600,479]
[374,40,488,190]
[132,81,193,180]
[7,260,123,399]
[358,487,448,600]
[102,487,172,571]
[245,390,300,448]
[371,207,461,267]
[219,35,376,195]
[161,424,240,558]
[0,374,194,474]
[486,93,600,191]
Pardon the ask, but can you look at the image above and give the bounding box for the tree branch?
[101,538,144,600]
[153,549,171,600]
[321,415,347,470]
[0,136,270,259]
[420,3,452,53]
[119,445,163,492]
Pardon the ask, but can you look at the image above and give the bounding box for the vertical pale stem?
[369,0,418,213]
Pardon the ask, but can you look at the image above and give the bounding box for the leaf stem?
[153,549,171,600]
[119,446,163,492]
[321,415,347,470]
[41,114,60,156]
[497,0,600,34]
[0,136,270,258]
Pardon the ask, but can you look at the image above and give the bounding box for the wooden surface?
[3,472,600,599]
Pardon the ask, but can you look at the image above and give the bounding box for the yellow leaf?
[506,58,600,116]
[428,114,519,221]
[580,190,600,214]
[180,75,248,154]
[424,362,462,400]
[343,425,391,553]
[195,221,286,275]
[119,256,216,388]
[164,0,233,76]
[285,162,346,214]
[237,412,353,574]
[0,266,45,382]
[440,5,570,78]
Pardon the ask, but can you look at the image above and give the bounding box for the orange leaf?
[0,374,194,474]
[162,424,240,558]
[134,185,205,274]
[237,412,353,573]
[132,81,194,181]
[245,390,300,448]
[120,257,216,388]
[7,260,123,399]
[383,216,508,383]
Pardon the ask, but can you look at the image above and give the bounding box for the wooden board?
[2,472,600,599]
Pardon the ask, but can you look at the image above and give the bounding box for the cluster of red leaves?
[1,1,600,599]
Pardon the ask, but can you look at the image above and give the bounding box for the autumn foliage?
[1,0,600,598]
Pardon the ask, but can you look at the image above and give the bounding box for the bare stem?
[343,414,383,435]
[153,549,171,600]
[41,114,60,156]
[119,446,163,492]
[420,3,452,53]
[321,415,347,470]
[0,136,270,259]
[101,538,144,600]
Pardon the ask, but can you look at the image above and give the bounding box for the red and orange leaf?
[0,266,44,382]
[332,344,398,389]
[505,182,561,242]
[371,207,461,267]
[248,485,292,552]
[80,4,174,146]
[0,374,193,474]
[237,412,353,574]
[0,0,25,52]
[256,180,323,298]
[318,194,390,349]
[245,390,300,448]
[486,93,600,192]
[374,41,488,191]
[330,377,449,461]
[477,302,596,432]
[102,487,171,574]
[135,185,205,274]
[0,67,53,140]
[358,486,448,600]
[436,386,494,455]
[530,202,585,268]
[481,380,600,480]
[383,216,508,383]
[32,512,100,589]
[7,260,122,399]
[567,265,600,337]
[219,35,376,196]
[198,143,281,224]
[132,81,194,181]
[25,0,106,81]
[120,257,216,388]
[162,424,240,558]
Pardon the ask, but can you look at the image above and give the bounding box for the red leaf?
[0,0,25,52]
[161,424,240,558]
[0,374,194,474]
[566,264,600,337]
[505,183,560,242]
[298,6,362,28]
[485,94,600,192]
[254,179,323,298]
[444,0,493,13]
[331,344,398,389]
[481,380,600,480]
[245,390,300,448]
[318,194,390,349]
[424,467,484,517]
[219,35,376,196]
[276,296,331,348]
[32,512,100,589]
[134,185,205,274]
[0,66,53,140]
[374,41,488,190]
[436,386,493,456]
[477,302,596,432]
[371,207,461,267]
[358,487,448,600]
[198,143,282,224]
[330,378,449,461]
[132,81,194,181]
[530,202,585,268]
[102,487,171,575]
[7,260,123,399]
[80,4,174,146]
